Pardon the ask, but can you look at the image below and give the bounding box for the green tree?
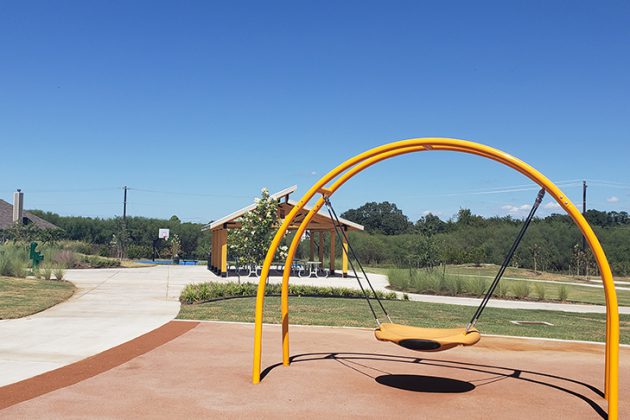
[415,213,446,236]
[455,208,484,226]
[228,188,285,266]
[585,209,609,227]
[530,243,541,273]
[341,201,412,235]
[170,234,182,261]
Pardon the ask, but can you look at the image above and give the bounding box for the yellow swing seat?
[374,323,481,352]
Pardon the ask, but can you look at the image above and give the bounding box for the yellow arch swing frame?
[251,138,620,419]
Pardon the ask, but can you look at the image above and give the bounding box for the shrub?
[512,282,531,299]
[533,283,546,301]
[13,262,27,278]
[0,244,28,277]
[41,267,52,280]
[83,255,121,268]
[389,269,490,298]
[127,244,153,259]
[493,282,510,299]
[0,255,10,277]
[179,282,398,304]
[60,240,94,254]
[53,267,66,280]
[452,276,466,295]
[559,285,569,302]
[466,278,488,296]
[387,269,410,291]
[54,250,77,269]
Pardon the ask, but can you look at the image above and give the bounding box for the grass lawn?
[0,276,76,319]
[177,296,630,344]
[368,265,630,307]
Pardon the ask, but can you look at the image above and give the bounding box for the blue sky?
[1,1,629,223]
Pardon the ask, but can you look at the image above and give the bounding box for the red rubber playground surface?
[1,320,628,419]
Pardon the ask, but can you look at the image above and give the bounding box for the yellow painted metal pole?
[342,237,348,277]
[210,232,213,271]
[215,231,219,272]
[252,138,618,419]
[279,201,327,365]
[220,229,228,277]
[215,230,220,272]
[211,231,216,271]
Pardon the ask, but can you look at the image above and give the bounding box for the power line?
[586,179,630,187]
[0,187,122,194]
[587,182,630,190]
[127,187,250,199]
[410,181,582,199]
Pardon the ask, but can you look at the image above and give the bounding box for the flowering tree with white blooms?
[228,188,288,266]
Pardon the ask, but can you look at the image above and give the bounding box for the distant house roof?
[0,199,58,230]
[203,186,364,232]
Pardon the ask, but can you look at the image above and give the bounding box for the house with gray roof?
[0,190,58,230]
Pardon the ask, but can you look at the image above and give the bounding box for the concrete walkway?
[2,265,627,388]
[0,265,207,387]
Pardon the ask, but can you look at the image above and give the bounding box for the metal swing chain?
[324,196,392,324]
[466,188,546,332]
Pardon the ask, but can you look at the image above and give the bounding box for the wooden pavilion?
[204,186,363,277]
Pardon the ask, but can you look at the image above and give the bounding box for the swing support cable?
[324,196,392,325]
[466,188,546,332]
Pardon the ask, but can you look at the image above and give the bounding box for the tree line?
[25,210,211,260]
[12,201,630,275]
[340,202,630,276]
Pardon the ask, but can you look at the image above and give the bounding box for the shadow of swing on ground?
[375,374,476,393]
[259,352,607,419]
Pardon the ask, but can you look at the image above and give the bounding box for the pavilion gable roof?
[204,186,363,231]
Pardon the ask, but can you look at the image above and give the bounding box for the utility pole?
[582,180,587,251]
[121,186,128,259]
[123,186,128,222]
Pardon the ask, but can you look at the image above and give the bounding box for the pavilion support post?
[220,229,228,277]
[318,231,324,265]
[211,231,216,272]
[309,231,315,261]
[208,231,214,271]
[329,229,336,275]
[342,229,348,278]
[214,231,219,274]
[214,230,220,274]
[215,231,219,273]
